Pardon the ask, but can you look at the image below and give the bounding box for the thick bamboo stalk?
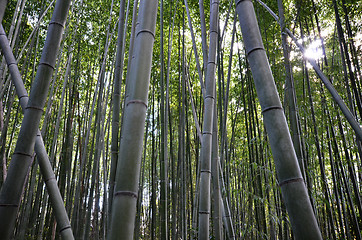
[0,0,7,24]
[235,0,322,239]
[198,0,219,238]
[0,0,72,238]
[108,0,158,238]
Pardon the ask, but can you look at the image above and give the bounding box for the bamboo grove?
[0,0,361,239]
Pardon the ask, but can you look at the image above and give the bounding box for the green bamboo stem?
[123,0,139,102]
[0,0,72,238]
[235,0,322,239]
[109,0,126,219]
[198,0,207,75]
[218,161,235,240]
[6,0,21,45]
[159,0,168,238]
[211,103,222,240]
[108,0,158,238]
[9,0,25,51]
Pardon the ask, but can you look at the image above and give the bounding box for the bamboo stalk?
[198,0,219,239]
[108,0,158,238]
[0,0,7,24]
[235,0,322,239]
[109,0,126,217]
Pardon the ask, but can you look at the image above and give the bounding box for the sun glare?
[304,39,324,60]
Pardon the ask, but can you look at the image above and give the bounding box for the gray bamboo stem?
[186,75,203,142]
[0,0,6,24]
[123,0,139,102]
[235,0,322,239]
[198,0,219,238]
[107,0,158,239]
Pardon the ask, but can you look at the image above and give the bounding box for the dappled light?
[304,39,324,60]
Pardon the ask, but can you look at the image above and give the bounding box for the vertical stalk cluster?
[0,25,74,240]
[0,0,71,238]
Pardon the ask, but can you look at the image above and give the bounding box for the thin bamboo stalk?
[211,106,222,240]
[159,0,168,239]
[277,0,306,178]
[199,0,207,75]
[184,0,205,98]
[109,0,126,217]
